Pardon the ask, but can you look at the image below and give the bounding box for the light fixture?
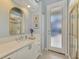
[27,5,31,8]
[35,0,40,3]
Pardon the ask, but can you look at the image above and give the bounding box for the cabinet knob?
[8,57,11,59]
[28,44,32,50]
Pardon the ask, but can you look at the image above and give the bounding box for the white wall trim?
[47,1,64,10]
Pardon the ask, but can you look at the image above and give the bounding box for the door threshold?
[48,49,65,55]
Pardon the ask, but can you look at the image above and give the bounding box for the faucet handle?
[20,35,24,40]
[25,35,27,39]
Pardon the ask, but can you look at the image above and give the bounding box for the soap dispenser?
[29,28,35,40]
[30,28,34,36]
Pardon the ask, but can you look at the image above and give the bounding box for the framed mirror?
[9,7,23,35]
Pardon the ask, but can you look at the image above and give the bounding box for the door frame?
[47,1,68,54]
[49,7,64,53]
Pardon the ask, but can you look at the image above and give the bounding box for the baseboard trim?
[48,50,71,59]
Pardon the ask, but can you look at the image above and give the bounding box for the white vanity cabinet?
[2,40,41,59]
[3,46,30,59]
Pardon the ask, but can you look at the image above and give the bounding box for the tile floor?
[37,51,66,59]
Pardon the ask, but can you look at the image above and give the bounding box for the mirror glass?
[9,7,23,35]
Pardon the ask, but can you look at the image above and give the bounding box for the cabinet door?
[35,43,41,58]
[31,43,40,59]
[27,44,34,59]
[4,46,29,59]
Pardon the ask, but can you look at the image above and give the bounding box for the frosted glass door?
[50,13,62,48]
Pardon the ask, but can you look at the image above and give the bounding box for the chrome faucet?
[15,35,24,42]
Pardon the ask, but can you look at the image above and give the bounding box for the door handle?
[48,30,51,34]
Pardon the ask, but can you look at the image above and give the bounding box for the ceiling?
[12,0,38,7]
[45,0,63,5]
[12,0,64,8]
[12,0,40,11]
[12,0,65,11]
